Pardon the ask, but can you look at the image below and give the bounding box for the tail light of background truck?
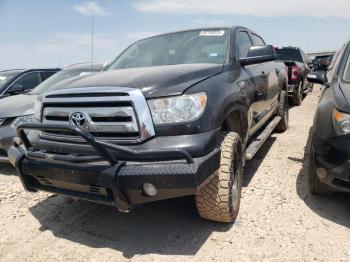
[291,66,299,80]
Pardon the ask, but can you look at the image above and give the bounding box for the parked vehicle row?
[1,26,341,223]
[275,46,313,105]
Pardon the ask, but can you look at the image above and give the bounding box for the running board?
[0,156,8,163]
[302,87,311,94]
[246,116,281,160]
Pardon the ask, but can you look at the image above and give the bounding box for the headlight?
[147,92,207,125]
[11,115,35,129]
[332,108,350,135]
[34,98,42,121]
[0,118,4,126]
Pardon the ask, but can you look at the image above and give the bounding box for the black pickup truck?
[275,47,312,105]
[8,27,288,223]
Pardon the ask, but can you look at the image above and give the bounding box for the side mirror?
[9,84,25,94]
[240,45,276,66]
[307,72,328,86]
[102,61,112,71]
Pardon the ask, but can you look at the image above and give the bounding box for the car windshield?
[108,29,229,70]
[275,49,303,63]
[0,70,22,91]
[30,69,95,95]
[343,52,350,82]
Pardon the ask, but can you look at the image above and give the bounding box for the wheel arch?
[221,107,248,143]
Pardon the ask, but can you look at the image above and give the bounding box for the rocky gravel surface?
[0,86,349,261]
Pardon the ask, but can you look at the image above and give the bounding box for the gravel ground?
[0,86,349,262]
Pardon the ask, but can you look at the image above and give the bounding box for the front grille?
[39,87,155,144]
[42,105,140,141]
[43,130,140,138]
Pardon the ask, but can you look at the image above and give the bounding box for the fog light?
[142,183,158,197]
[340,120,350,133]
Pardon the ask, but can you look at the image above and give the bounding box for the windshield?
[343,52,350,82]
[108,29,229,70]
[275,49,303,63]
[0,70,22,91]
[30,69,95,95]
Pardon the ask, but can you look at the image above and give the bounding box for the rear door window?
[251,34,265,46]
[40,71,57,81]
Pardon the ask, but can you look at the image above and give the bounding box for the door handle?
[275,68,280,74]
[261,71,267,79]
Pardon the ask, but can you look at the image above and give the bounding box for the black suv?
[0,69,60,98]
[9,27,288,223]
[307,41,350,194]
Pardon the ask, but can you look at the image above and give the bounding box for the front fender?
[155,66,250,136]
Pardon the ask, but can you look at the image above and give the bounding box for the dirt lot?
[0,86,349,261]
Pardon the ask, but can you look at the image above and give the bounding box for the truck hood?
[49,64,224,98]
[0,94,37,118]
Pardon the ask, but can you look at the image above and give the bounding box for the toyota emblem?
[70,112,89,129]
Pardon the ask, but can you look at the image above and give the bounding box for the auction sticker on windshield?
[199,30,225,36]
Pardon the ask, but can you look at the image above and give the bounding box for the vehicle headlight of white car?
[332,108,350,135]
[11,115,35,129]
[0,118,4,126]
[33,98,42,121]
[147,92,207,125]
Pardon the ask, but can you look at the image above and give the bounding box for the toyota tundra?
[9,27,288,223]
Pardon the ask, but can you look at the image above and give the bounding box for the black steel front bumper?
[313,132,350,192]
[8,123,220,211]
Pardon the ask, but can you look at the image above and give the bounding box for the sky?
[0,0,349,70]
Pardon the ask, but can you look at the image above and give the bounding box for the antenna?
[91,19,95,69]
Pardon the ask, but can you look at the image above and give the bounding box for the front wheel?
[291,82,302,106]
[308,144,332,195]
[195,132,243,223]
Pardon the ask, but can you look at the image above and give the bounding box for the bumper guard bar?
[16,123,194,165]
